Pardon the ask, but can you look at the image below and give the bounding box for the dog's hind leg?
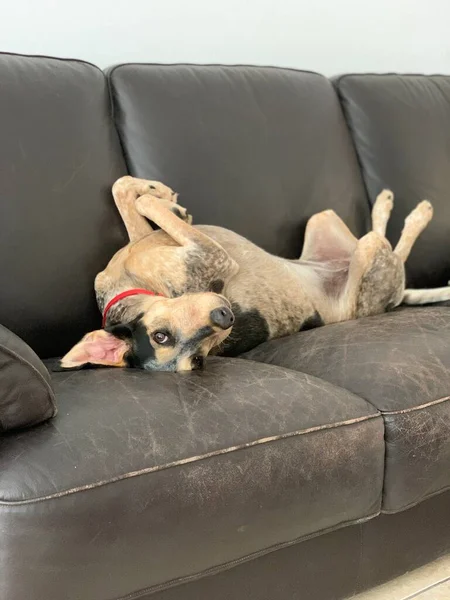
[375,197,450,305]
[300,209,358,262]
[372,189,394,237]
[394,200,433,262]
[341,232,404,319]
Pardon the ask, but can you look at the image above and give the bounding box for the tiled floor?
[350,554,450,600]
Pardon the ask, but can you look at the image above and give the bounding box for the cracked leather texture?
[336,73,450,288]
[0,324,56,431]
[0,53,127,358]
[108,64,370,259]
[244,307,450,512]
[0,357,383,600]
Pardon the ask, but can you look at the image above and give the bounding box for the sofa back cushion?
[337,74,450,288]
[109,64,370,259]
[0,53,128,357]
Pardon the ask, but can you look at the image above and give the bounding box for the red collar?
[102,288,163,327]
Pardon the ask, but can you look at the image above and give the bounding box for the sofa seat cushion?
[0,358,383,600]
[244,307,450,513]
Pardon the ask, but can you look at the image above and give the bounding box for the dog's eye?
[152,331,169,344]
[192,355,204,370]
[149,185,156,190]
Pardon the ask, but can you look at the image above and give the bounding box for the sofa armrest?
[0,324,56,432]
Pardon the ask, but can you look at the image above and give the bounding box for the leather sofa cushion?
[244,307,450,513]
[0,52,128,358]
[0,324,56,432]
[336,74,450,288]
[108,64,370,259]
[0,358,383,600]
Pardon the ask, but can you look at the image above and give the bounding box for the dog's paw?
[374,189,394,212]
[405,200,433,227]
[171,203,193,224]
[113,176,176,201]
[136,195,193,224]
[145,181,177,202]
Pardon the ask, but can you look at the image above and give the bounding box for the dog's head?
[57,293,234,372]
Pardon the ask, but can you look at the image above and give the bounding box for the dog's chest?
[218,267,318,355]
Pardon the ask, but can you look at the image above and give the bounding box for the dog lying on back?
[58,176,450,372]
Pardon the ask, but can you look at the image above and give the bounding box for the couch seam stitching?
[0,50,103,73]
[382,395,450,415]
[106,62,324,80]
[0,413,380,505]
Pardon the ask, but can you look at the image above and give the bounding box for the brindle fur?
[60,177,450,372]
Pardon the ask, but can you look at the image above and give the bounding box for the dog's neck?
[97,289,160,328]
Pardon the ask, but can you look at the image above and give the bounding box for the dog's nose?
[210,306,235,330]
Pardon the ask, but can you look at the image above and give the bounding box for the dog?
[58,176,450,372]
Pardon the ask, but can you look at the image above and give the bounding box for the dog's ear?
[55,328,132,371]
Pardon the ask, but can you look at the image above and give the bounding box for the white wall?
[1,0,449,75]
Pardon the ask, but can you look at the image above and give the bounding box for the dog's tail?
[402,286,450,305]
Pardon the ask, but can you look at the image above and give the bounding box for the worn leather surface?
[108,64,370,258]
[0,52,128,358]
[0,357,383,600]
[336,73,450,288]
[149,490,450,600]
[0,324,56,432]
[244,307,450,513]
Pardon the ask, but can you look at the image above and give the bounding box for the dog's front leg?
[135,193,239,281]
[112,176,179,242]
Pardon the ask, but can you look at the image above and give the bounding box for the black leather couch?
[0,53,449,600]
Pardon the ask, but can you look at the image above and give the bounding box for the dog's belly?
[196,226,320,355]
